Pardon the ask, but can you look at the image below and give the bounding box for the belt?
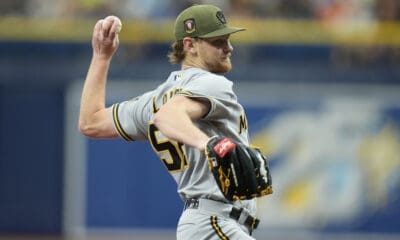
[184,198,260,232]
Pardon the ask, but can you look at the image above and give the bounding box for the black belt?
[184,199,260,231]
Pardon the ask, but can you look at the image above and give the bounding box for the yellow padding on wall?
[0,17,400,46]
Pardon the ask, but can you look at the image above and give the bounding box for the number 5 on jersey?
[148,123,189,172]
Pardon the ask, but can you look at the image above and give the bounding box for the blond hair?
[167,40,185,64]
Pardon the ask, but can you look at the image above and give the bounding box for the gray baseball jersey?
[112,67,256,214]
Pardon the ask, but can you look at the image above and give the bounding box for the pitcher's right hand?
[91,16,122,60]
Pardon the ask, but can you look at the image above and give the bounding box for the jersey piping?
[112,103,134,141]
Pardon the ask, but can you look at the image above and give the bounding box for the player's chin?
[212,61,232,74]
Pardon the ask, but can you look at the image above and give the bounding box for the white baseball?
[104,16,122,33]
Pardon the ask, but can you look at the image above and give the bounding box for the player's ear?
[183,37,197,54]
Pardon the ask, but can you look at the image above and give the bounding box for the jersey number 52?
[148,123,189,172]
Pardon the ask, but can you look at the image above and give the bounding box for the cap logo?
[184,18,196,33]
[216,11,226,24]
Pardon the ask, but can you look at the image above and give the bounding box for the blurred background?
[1,0,400,240]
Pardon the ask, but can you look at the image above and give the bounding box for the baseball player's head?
[168,4,245,73]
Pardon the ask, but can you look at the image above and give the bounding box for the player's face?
[197,35,233,73]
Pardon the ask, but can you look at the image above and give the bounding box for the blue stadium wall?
[1,41,400,235]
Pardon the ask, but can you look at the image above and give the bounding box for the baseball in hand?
[103,15,122,33]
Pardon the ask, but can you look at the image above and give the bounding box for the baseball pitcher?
[79,4,272,240]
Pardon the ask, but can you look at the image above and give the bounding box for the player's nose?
[224,40,233,53]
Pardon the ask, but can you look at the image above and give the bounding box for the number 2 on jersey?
[148,123,189,172]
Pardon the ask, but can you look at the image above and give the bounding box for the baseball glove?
[205,136,273,201]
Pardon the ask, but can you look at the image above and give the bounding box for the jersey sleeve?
[111,97,149,141]
[178,74,236,120]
